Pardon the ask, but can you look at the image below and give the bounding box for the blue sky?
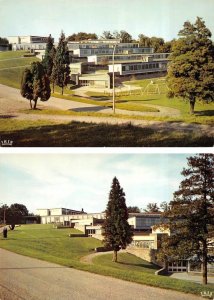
[0,153,191,213]
[1,0,214,41]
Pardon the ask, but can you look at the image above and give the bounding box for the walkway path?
[73,86,181,117]
[0,249,201,300]
[0,84,213,136]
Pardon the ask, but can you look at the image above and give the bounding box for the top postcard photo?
[0,0,213,147]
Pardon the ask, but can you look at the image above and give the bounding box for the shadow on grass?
[195,110,214,117]
[0,115,16,119]
[71,106,109,113]
[118,261,159,270]
[0,121,212,147]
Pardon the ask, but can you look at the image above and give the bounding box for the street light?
[0,203,6,224]
[112,44,117,114]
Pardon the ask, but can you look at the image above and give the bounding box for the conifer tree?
[52,31,70,95]
[161,154,214,285]
[102,177,133,262]
[42,34,55,77]
[167,17,214,114]
[21,62,51,109]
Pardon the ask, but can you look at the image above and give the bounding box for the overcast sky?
[0,153,193,214]
[1,0,214,41]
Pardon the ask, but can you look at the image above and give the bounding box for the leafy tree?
[127,206,141,213]
[101,31,114,40]
[52,31,70,95]
[102,177,133,262]
[138,34,151,48]
[67,32,98,41]
[144,203,160,213]
[160,201,170,212]
[0,203,29,227]
[21,62,51,109]
[167,17,214,114]
[158,40,175,53]
[0,37,9,45]
[149,37,164,52]
[42,34,55,77]
[113,30,132,43]
[160,154,214,285]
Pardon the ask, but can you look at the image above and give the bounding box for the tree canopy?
[160,154,214,285]
[127,206,141,213]
[144,202,160,213]
[167,17,214,114]
[102,177,133,262]
[42,34,55,77]
[0,203,29,225]
[21,62,51,109]
[67,32,98,41]
[52,31,70,95]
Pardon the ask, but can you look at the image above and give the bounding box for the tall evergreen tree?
[160,154,214,285]
[42,34,55,78]
[102,177,133,262]
[21,62,51,109]
[52,31,70,95]
[167,17,214,114]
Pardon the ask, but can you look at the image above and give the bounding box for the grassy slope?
[0,224,213,296]
[0,119,212,147]
[0,51,213,124]
[0,50,40,88]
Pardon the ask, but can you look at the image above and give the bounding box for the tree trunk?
[202,240,208,285]
[61,85,64,95]
[52,82,55,93]
[189,97,195,115]
[33,99,37,110]
[112,250,118,262]
[30,100,33,109]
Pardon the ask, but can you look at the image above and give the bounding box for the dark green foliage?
[161,154,214,285]
[21,62,51,109]
[42,34,56,77]
[0,37,9,45]
[127,206,141,213]
[144,202,160,213]
[0,203,29,226]
[167,17,214,114]
[102,177,133,262]
[67,32,98,41]
[52,31,70,95]
[113,30,132,43]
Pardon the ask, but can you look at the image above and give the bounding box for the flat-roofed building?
[8,35,51,51]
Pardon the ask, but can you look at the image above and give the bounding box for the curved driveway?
[0,84,213,136]
[0,249,201,300]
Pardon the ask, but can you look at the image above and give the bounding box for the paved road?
[0,84,213,136]
[0,249,201,300]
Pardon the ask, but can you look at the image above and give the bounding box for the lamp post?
[0,203,6,224]
[112,44,117,114]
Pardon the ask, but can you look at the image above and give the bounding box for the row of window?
[122,63,160,72]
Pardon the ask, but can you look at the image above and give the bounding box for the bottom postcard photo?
[0,153,213,299]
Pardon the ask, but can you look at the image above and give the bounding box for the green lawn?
[0,224,213,296]
[0,119,213,147]
[0,51,213,126]
[0,50,40,89]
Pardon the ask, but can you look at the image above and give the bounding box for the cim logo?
[0,139,14,147]
[201,291,214,299]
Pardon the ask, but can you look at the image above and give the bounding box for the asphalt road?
[0,249,201,300]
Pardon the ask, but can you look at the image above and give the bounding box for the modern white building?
[7,35,50,51]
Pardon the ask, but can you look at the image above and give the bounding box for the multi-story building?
[7,35,51,51]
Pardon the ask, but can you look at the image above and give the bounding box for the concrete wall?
[127,248,160,266]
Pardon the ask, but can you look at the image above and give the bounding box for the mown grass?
[0,119,212,147]
[0,224,213,296]
[0,51,213,125]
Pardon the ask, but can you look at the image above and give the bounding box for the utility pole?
[112,44,117,114]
